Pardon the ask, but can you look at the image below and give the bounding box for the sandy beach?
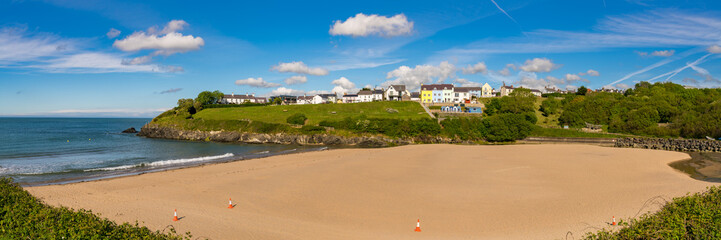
[27,144,716,239]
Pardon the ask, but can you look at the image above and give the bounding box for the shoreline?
[26,144,717,239]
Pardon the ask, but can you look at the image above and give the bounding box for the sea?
[0,118,323,185]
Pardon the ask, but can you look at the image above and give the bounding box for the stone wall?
[615,137,721,152]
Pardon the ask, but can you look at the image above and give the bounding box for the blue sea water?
[0,118,320,185]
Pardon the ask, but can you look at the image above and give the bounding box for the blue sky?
[2,0,721,117]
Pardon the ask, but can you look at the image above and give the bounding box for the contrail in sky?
[490,0,519,24]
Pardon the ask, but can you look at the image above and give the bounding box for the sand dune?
[27,144,716,239]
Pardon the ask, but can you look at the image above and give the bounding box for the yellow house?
[420,84,433,103]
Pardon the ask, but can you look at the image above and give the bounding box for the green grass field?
[193,101,430,125]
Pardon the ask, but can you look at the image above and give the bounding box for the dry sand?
[27,144,716,240]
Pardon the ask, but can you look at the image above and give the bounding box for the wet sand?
[27,144,716,239]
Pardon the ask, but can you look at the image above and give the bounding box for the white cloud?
[565,73,582,82]
[635,51,649,56]
[651,50,675,57]
[106,28,121,39]
[122,55,153,65]
[270,87,306,96]
[498,68,511,76]
[40,52,181,73]
[519,58,559,72]
[235,77,281,88]
[284,75,307,85]
[454,78,482,87]
[271,61,328,76]
[708,45,721,54]
[331,77,358,95]
[383,61,456,88]
[329,13,413,37]
[462,62,487,74]
[616,83,631,89]
[587,69,600,76]
[113,20,204,56]
[0,27,75,64]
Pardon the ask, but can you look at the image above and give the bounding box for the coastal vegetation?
[585,186,721,239]
[551,82,721,139]
[0,178,189,239]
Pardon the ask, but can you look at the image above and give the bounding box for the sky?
[2,0,721,117]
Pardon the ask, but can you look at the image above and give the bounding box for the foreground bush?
[0,178,190,239]
[585,186,721,239]
[286,113,307,125]
[482,113,534,142]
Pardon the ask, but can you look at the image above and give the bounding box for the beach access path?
[27,144,716,239]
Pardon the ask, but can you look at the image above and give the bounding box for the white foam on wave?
[255,151,270,154]
[86,153,235,172]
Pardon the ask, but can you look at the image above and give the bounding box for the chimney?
[232,92,234,97]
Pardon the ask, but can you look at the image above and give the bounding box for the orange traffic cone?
[228,198,234,209]
[415,219,422,232]
[612,216,616,226]
[173,209,179,221]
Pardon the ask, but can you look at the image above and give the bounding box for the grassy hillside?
[193,101,430,125]
[0,178,189,239]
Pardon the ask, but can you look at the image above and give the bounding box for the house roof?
[358,90,372,95]
[410,92,420,98]
[224,94,259,99]
[454,88,469,93]
[297,96,315,100]
[343,94,358,97]
[390,85,406,91]
[372,89,384,94]
[455,87,481,92]
[421,84,454,91]
[317,94,337,98]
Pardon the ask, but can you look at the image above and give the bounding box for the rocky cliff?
[137,124,463,147]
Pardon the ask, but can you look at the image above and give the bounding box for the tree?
[272,97,283,105]
[576,86,588,96]
[482,113,535,142]
[539,98,561,117]
[195,90,224,105]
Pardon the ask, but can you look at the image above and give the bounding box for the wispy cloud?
[159,88,182,94]
[436,10,721,58]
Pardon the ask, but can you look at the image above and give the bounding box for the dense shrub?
[286,113,308,125]
[0,178,190,239]
[300,125,326,134]
[585,186,721,239]
[539,97,561,116]
[440,118,485,140]
[482,113,535,142]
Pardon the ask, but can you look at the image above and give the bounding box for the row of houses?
[220,83,614,105]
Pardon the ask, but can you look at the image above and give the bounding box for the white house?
[452,88,471,103]
[358,90,373,102]
[481,83,494,98]
[317,94,337,103]
[221,93,267,104]
[385,85,410,101]
[342,94,359,103]
[371,89,384,101]
[296,95,323,105]
[500,84,515,97]
[410,92,420,101]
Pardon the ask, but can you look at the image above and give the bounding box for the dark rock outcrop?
[122,127,138,133]
[137,124,458,147]
[615,137,721,152]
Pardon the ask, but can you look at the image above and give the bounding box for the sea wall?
[137,125,463,147]
[615,137,721,152]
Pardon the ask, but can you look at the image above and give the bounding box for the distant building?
[342,94,359,103]
[221,93,267,104]
[467,106,483,113]
[317,94,337,103]
[500,84,515,97]
[530,89,542,97]
[358,90,373,102]
[453,87,471,103]
[269,95,297,104]
[481,83,494,98]
[421,84,454,103]
[410,92,420,101]
[371,89,384,101]
[385,85,410,101]
[456,87,482,98]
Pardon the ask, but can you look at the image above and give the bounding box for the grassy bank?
[0,178,190,239]
[194,101,429,125]
[585,186,721,239]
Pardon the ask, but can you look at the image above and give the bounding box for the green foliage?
[577,86,588,95]
[440,117,485,140]
[482,113,535,142]
[195,90,224,106]
[0,178,190,239]
[484,91,536,117]
[585,186,721,239]
[539,97,561,117]
[528,126,621,138]
[286,113,308,125]
[272,97,283,105]
[319,116,441,138]
[556,82,721,139]
[300,125,326,134]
